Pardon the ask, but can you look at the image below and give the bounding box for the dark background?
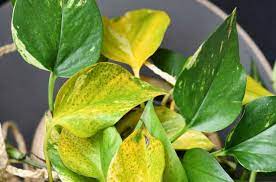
[209,0,276,66]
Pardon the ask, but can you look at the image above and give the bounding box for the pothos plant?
[3,0,276,181]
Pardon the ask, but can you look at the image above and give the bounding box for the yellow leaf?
[243,76,273,105]
[107,128,165,182]
[102,9,170,77]
[172,130,214,150]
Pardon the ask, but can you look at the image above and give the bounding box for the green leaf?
[173,10,246,132]
[12,0,103,77]
[250,60,262,84]
[102,9,170,76]
[182,148,233,182]
[243,76,273,105]
[107,128,165,181]
[151,48,187,77]
[141,101,188,182]
[47,129,96,182]
[58,127,122,181]
[224,96,276,172]
[52,62,165,138]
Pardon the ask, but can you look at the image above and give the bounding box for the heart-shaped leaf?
[243,76,273,105]
[102,9,170,76]
[58,127,122,181]
[141,101,188,182]
[173,10,246,132]
[107,128,165,181]
[151,48,187,77]
[182,148,233,182]
[12,0,102,77]
[224,96,276,172]
[47,129,96,182]
[52,62,166,138]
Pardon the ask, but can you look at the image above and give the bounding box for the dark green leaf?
[173,9,246,132]
[11,0,16,6]
[224,96,276,172]
[12,0,103,77]
[250,59,262,84]
[141,101,188,182]
[151,48,187,77]
[182,148,233,182]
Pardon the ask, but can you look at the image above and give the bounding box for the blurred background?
[0,0,275,148]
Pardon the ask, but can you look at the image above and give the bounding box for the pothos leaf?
[102,9,170,76]
[173,9,246,132]
[243,76,273,105]
[58,127,122,181]
[182,148,233,182]
[47,129,96,182]
[12,0,103,77]
[224,96,276,172]
[141,101,188,182]
[151,48,187,77]
[52,62,166,138]
[107,128,165,182]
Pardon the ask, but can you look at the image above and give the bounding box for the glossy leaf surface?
[58,127,122,181]
[47,129,96,182]
[182,148,233,182]
[107,128,165,182]
[225,96,276,172]
[173,10,246,132]
[243,76,273,105]
[53,63,165,138]
[151,48,187,77]
[102,9,170,76]
[141,101,188,182]
[12,0,102,77]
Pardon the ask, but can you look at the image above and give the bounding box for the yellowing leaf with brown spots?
[58,127,122,181]
[102,9,170,77]
[243,76,273,105]
[107,128,165,182]
[52,62,166,138]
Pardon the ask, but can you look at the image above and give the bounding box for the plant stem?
[211,149,227,157]
[161,89,173,106]
[249,171,257,182]
[48,72,57,113]
[43,127,53,182]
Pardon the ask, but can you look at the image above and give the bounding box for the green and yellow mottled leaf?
[102,9,170,76]
[52,62,166,138]
[273,63,276,92]
[243,76,273,105]
[58,127,122,181]
[47,132,97,182]
[141,101,188,181]
[107,128,165,182]
[172,130,214,151]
